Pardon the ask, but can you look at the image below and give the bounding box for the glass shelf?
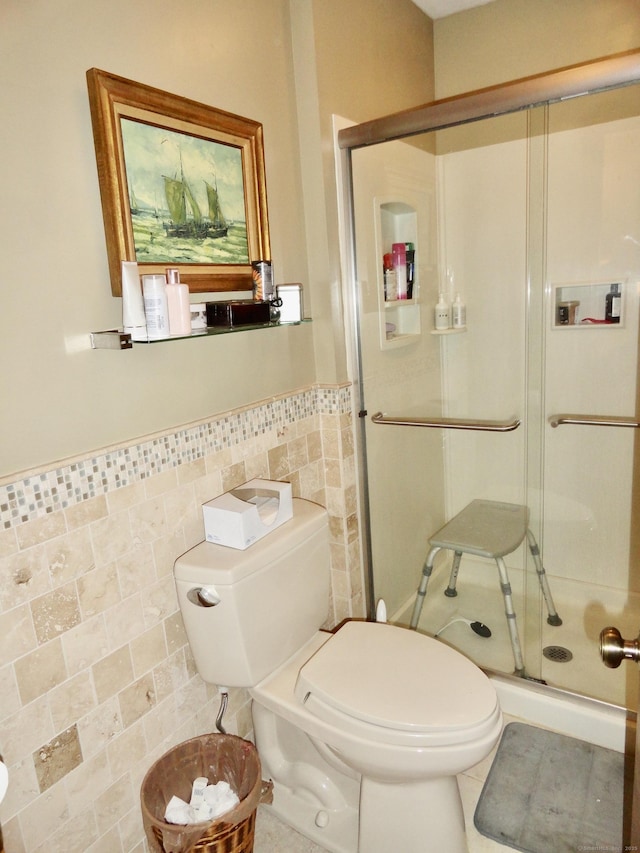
[430,326,467,335]
[90,319,310,350]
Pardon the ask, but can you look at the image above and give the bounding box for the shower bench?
[409,499,561,676]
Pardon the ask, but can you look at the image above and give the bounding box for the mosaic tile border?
[1,384,352,531]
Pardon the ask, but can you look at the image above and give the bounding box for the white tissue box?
[202,479,293,549]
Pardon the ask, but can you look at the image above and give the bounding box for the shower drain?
[542,645,573,663]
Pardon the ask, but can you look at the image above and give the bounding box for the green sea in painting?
[131,210,248,264]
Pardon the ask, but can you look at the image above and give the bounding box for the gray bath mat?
[474,722,623,853]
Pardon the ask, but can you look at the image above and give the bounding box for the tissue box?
[276,283,303,322]
[202,479,293,549]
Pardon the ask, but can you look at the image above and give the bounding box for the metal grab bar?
[371,412,521,432]
[549,413,640,429]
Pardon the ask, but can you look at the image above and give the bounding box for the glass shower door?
[351,112,534,677]
[534,86,640,707]
[349,81,640,704]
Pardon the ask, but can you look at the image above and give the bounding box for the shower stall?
[337,51,640,712]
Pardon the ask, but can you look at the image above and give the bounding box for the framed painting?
[86,68,270,296]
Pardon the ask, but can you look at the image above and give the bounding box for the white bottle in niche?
[452,293,466,329]
[435,292,450,330]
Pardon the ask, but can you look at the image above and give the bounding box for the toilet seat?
[294,621,499,748]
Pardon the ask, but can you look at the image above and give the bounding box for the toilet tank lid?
[295,621,498,734]
[174,498,327,585]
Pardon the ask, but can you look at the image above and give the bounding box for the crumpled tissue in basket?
[165,780,240,824]
[141,733,273,853]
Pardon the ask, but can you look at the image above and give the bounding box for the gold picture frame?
[86,68,270,296]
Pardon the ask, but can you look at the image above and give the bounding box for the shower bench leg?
[495,556,525,676]
[526,529,562,626]
[410,546,526,676]
[410,546,440,629]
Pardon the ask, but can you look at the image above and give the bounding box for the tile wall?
[0,382,362,853]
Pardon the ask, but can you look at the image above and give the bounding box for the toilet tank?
[174,498,330,687]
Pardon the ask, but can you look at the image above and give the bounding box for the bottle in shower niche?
[392,243,407,300]
[142,274,170,339]
[405,243,415,299]
[452,293,466,329]
[165,267,192,336]
[434,292,450,330]
[383,253,397,301]
[605,283,621,323]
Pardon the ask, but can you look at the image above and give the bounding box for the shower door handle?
[371,412,521,432]
[549,414,640,429]
[600,626,640,668]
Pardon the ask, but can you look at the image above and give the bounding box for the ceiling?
[411,0,495,19]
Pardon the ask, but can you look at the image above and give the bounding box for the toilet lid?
[295,621,497,734]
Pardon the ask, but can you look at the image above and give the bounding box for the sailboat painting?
[120,118,249,265]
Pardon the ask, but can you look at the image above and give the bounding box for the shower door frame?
[337,49,640,623]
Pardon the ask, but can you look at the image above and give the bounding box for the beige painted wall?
[0,0,434,479]
[1,0,309,476]
[289,0,435,386]
[434,0,640,97]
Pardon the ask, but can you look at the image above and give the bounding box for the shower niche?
[376,199,421,349]
[552,280,625,328]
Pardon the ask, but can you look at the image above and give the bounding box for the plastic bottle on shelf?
[392,243,407,300]
[405,243,415,299]
[434,292,450,330]
[142,274,170,339]
[452,293,466,329]
[121,260,147,341]
[165,268,192,336]
[383,253,397,301]
[605,283,621,323]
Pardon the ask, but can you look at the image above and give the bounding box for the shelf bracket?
[90,330,133,350]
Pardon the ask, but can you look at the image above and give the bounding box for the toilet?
[174,498,502,853]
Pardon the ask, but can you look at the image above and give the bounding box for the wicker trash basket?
[140,733,272,853]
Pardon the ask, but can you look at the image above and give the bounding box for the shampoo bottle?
[605,283,621,323]
[405,243,415,299]
[383,253,396,301]
[452,293,466,329]
[165,268,192,336]
[435,292,450,330]
[142,274,170,339]
[392,243,408,300]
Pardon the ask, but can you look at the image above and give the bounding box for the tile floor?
[252,713,521,852]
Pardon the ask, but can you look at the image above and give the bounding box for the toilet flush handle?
[187,586,221,608]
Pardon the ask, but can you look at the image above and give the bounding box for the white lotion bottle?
[165,268,192,336]
[452,293,466,329]
[435,292,450,330]
[121,260,147,341]
[142,274,170,339]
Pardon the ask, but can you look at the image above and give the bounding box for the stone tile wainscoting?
[0,383,362,853]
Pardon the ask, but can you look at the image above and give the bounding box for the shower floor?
[404,557,640,711]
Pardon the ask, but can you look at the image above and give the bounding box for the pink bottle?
[392,243,407,300]
[165,268,192,336]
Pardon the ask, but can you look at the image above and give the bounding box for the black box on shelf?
[206,300,271,327]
